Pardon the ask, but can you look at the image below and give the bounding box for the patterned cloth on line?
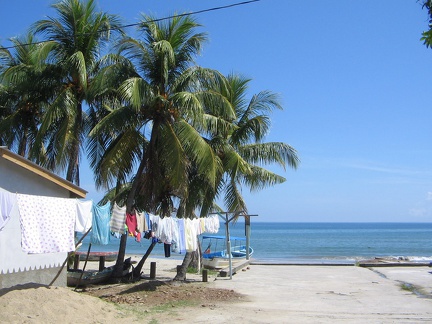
[17,193,76,253]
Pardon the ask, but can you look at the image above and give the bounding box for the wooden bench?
[73,251,118,271]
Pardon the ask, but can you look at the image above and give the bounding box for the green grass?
[111,299,195,323]
[400,283,415,292]
[399,282,429,298]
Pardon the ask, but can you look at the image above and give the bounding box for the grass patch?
[151,299,195,312]
[400,283,416,292]
[185,266,219,276]
[399,282,430,298]
[110,299,195,322]
[186,266,197,274]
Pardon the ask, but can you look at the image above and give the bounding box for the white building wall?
[0,158,71,197]
[0,157,73,288]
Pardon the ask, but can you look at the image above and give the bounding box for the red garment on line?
[126,212,139,240]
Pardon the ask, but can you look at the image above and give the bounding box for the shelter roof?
[0,146,87,198]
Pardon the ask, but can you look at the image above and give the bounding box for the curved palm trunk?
[66,142,80,184]
[173,251,193,281]
[66,102,82,186]
[132,240,157,278]
[18,130,27,157]
[113,156,147,278]
[114,120,162,278]
[112,234,128,278]
[174,237,202,281]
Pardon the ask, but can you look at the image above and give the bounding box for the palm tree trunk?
[132,241,157,278]
[66,101,82,185]
[113,157,147,277]
[112,234,128,278]
[174,251,193,281]
[66,142,80,185]
[174,236,202,281]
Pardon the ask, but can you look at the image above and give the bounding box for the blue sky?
[2,0,432,222]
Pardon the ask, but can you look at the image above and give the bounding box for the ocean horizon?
[77,222,432,263]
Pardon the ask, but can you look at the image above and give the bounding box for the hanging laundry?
[144,212,150,231]
[156,216,168,242]
[184,218,198,252]
[126,211,141,242]
[193,217,203,236]
[200,218,206,233]
[148,213,161,242]
[125,212,137,236]
[136,211,145,233]
[168,217,179,246]
[170,218,181,253]
[177,218,186,254]
[110,202,126,234]
[205,214,220,233]
[75,199,93,233]
[0,187,16,231]
[91,202,111,245]
[17,193,76,253]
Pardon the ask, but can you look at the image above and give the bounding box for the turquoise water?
[78,222,432,262]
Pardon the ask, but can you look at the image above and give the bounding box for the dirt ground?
[2,263,431,323]
[81,278,245,309]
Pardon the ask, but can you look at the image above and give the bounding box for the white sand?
[1,256,431,323]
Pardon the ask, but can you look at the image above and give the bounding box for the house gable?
[0,147,86,198]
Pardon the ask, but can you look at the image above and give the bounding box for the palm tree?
[173,73,300,280]
[214,73,299,212]
[88,13,232,276]
[421,1,432,47]
[0,34,58,157]
[28,0,123,185]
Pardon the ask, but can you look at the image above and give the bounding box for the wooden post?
[73,254,80,270]
[245,216,251,261]
[202,269,208,282]
[99,256,105,271]
[150,262,156,279]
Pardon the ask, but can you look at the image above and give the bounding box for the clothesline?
[0,187,220,255]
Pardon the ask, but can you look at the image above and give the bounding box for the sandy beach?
[1,256,431,323]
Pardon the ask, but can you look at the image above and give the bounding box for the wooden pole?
[99,256,105,271]
[49,227,92,287]
[245,216,251,261]
[224,213,233,280]
[74,243,92,290]
[150,262,156,279]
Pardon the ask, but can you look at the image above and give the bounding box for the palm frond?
[240,165,287,192]
[239,142,300,170]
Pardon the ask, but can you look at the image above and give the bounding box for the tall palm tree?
[0,34,58,157]
[213,73,299,213]
[89,13,231,214]
[180,73,299,217]
[29,0,123,185]
[88,14,232,276]
[173,73,300,280]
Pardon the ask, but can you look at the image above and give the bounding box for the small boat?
[67,266,114,287]
[67,258,131,287]
[201,235,253,270]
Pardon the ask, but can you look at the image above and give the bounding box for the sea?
[78,222,432,264]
